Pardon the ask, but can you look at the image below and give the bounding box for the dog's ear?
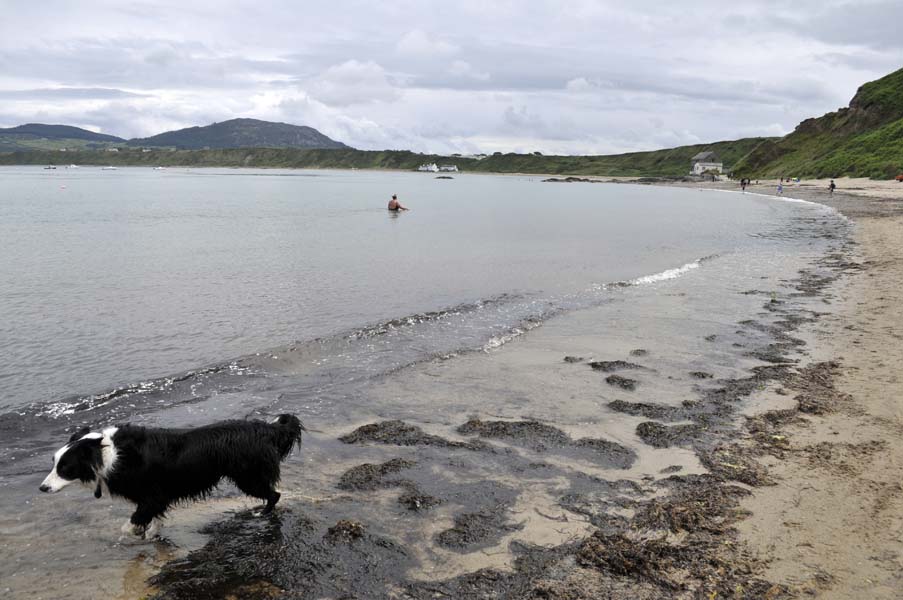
[68,427,91,442]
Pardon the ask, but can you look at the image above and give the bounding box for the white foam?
[628,260,701,285]
[695,187,850,221]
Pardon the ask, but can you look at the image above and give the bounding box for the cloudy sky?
[1,0,900,154]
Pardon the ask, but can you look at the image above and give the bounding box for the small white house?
[418,163,439,172]
[690,151,723,175]
[438,164,459,172]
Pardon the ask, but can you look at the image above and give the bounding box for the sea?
[0,166,849,598]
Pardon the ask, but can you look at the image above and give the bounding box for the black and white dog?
[40,414,304,538]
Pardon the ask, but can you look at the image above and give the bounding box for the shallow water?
[0,167,850,598]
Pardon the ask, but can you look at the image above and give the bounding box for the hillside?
[469,138,768,177]
[0,123,124,151]
[734,67,903,179]
[0,137,767,176]
[128,118,350,150]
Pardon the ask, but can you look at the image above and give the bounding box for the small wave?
[31,362,253,418]
[24,259,714,420]
[592,255,714,291]
[346,293,524,340]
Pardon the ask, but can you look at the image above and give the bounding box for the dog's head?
[39,428,104,493]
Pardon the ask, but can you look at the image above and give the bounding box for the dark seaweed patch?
[635,422,703,448]
[589,360,645,372]
[458,419,636,469]
[339,420,488,450]
[435,505,524,551]
[607,400,686,421]
[606,374,638,390]
[336,458,415,491]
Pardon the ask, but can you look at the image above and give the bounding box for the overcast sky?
[1,0,900,154]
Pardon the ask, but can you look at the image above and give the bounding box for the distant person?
[387,194,408,212]
[740,178,747,192]
[777,182,784,196]
[829,179,836,195]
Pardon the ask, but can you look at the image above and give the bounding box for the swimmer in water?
[387,194,409,211]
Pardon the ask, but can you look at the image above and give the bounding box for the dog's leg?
[263,490,281,514]
[234,476,281,515]
[125,502,166,539]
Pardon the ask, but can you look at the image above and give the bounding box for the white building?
[690,151,723,175]
[417,163,439,172]
[438,164,459,172]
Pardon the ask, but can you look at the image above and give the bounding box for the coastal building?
[417,163,439,172]
[690,151,723,175]
[438,164,459,172]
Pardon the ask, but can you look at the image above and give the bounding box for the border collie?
[40,414,304,538]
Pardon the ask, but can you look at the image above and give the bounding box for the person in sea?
[829,179,836,195]
[388,194,409,211]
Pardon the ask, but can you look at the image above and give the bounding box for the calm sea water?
[0,166,830,418]
[0,166,850,599]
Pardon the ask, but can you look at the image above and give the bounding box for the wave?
[19,257,713,421]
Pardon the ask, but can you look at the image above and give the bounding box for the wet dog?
[40,414,304,538]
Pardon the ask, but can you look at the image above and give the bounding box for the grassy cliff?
[734,67,903,179]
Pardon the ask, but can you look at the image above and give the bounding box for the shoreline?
[142,186,860,598]
[655,180,903,596]
[4,178,900,598]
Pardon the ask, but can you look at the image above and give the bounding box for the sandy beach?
[664,177,903,597]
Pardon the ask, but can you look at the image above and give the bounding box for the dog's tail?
[273,414,305,459]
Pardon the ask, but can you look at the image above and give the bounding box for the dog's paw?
[121,520,147,538]
[144,520,162,540]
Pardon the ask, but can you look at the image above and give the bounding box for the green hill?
[734,67,903,179]
[0,137,767,176]
[127,118,350,150]
[0,123,124,151]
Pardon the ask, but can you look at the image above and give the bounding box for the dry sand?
[738,213,903,597]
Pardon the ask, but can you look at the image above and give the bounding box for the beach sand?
[737,214,903,597]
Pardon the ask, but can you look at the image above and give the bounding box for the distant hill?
[0,137,768,177]
[0,123,124,152]
[128,118,350,150]
[734,67,903,179]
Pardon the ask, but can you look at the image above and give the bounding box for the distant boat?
[417,163,439,172]
[101,166,117,170]
[66,164,78,169]
[153,166,166,170]
[43,165,56,170]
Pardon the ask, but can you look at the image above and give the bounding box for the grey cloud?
[0,0,898,153]
[0,87,149,100]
